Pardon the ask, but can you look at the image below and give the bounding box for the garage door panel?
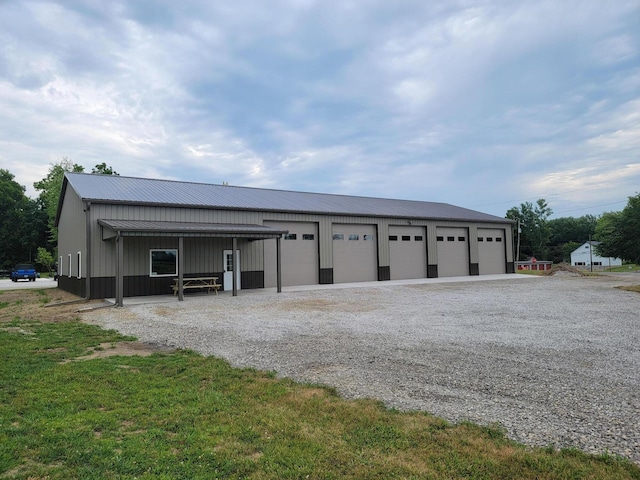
[436,227,469,277]
[389,226,426,280]
[478,228,506,275]
[264,221,318,287]
[333,224,377,283]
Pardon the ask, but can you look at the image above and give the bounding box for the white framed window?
[59,256,63,276]
[150,249,178,277]
[77,251,82,279]
[67,254,72,278]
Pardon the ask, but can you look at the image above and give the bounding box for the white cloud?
[593,34,637,66]
[0,0,638,219]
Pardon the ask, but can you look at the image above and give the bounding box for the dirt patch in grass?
[64,341,159,363]
[0,288,103,323]
[617,285,640,293]
[0,288,170,362]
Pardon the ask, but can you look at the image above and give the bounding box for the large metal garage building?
[56,173,515,305]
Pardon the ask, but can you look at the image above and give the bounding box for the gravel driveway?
[87,273,640,464]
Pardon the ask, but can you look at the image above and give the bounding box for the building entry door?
[223,250,241,291]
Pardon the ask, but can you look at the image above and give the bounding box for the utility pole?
[589,235,593,273]
[516,219,521,266]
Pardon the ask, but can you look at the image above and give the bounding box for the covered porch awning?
[97,219,289,306]
[98,219,288,239]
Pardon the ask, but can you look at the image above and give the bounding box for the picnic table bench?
[172,277,220,296]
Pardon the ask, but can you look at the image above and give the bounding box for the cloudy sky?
[1,0,638,218]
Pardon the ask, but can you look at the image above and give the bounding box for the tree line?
[507,196,640,264]
[0,159,117,273]
[1,160,638,271]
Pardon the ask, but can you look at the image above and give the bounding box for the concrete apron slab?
[108,273,537,307]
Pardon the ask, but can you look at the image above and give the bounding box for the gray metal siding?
[81,198,515,288]
[90,204,263,277]
[57,186,86,278]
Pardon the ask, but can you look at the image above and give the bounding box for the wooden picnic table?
[172,277,220,296]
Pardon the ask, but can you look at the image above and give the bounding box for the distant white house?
[570,241,622,268]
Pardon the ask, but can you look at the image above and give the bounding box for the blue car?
[10,263,37,282]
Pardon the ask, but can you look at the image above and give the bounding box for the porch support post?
[232,237,238,297]
[116,235,124,307]
[178,236,184,301]
[276,235,282,293]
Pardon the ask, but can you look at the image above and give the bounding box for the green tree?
[33,158,84,244]
[547,215,597,263]
[595,194,640,263]
[34,160,120,245]
[0,169,27,268]
[506,198,553,260]
[0,169,47,268]
[35,247,56,275]
[92,162,119,175]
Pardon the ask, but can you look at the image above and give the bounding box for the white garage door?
[332,224,378,283]
[264,221,318,287]
[478,228,506,275]
[389,226,427,280]
[436,227,469,277]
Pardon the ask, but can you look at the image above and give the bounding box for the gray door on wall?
[332,224,378,283]
[477,228,506,275]
[389,226,427,280]
[264,221,319,288]
[436,227,469,277]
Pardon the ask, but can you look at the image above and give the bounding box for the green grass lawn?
[610,264,640,272]
[1,291,639,479]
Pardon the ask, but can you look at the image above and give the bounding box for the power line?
[469,181,640,211]
[553,200,628,215]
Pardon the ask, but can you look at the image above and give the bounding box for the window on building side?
[302,234,314,240]
[458,236,465,242]
[284,233,297,240]
[348,234,359,241]
[496,237,502,242]
[487,237,493,242]
[437,236,444,241]
[363,234,374,241]
[402,235,411,241]
[333,234,344,240]
[389,235,398,241]
[67,254,72,278]
[414,236,423,241]
[150,249,178,276]
[478,237,484,242]
[447,236,455,241]
[77,251,81,279]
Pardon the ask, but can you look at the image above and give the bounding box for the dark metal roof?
[65,172,511,223]
[98,219,288,239]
